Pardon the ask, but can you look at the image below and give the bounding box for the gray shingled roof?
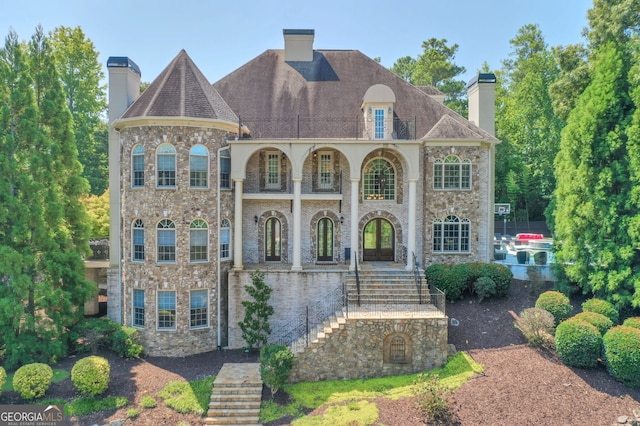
[212,49,497,141]
[122,50,237,123]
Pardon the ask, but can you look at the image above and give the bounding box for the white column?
[292,178,302,271]
[233,179,244,270]
[350,178,360,271]
[406,179,417,271]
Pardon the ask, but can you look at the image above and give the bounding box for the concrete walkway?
[204,363,263,425]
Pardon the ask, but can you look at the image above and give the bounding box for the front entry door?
[363,218,394,261]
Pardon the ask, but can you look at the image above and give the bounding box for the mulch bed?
[2,279,639,425]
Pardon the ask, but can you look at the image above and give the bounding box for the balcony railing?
[243,171,343,194]
[88,239,109,261]
[236,116,417,140]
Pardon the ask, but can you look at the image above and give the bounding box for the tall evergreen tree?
[0,27,94,369]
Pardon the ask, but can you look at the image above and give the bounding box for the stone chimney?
[283,29,315,62]
[107,56,141,123]
[467,73,496,136]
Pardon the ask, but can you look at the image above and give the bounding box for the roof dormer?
[362,84,396,140]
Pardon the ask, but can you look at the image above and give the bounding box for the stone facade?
[289,317,449,382]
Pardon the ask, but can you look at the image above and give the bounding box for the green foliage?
[126,408,140,419]
[81,190,109,237]
[0,366,5,397]
[535,291,573,325]
[425,263,512,301]
[412,373,453,424]
[140,395,157,409]
[13,363,53,400]
[517,308,555,346]
[572,311,613,335]
[158,376,214,415]
[62,395,128,416]
[293,400,379,426]
[238,271,274,350]
[582,298,619,325]
[110,326,143,358]
[603,325,640,388]
[555,319,602,368]
[260,345,295,396]
[69,317,121,354]
[71,355,110,396]
[622,317,640,329]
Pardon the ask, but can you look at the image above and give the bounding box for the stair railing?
[412,251,423,304]
[354,250,361,306]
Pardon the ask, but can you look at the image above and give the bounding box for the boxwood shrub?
[603,326,640,388]
[622,317,640,329]
[571,311,613,335]
[111,326,143,359]
[425,264,466,301]
[535,291,572,325]
[13,363,53,400]
[554,318,602,368]
[71,356,110,396]
[425,262,512,301]
[581,298,619,325]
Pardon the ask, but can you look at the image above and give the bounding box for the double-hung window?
[132,219,144,261]
[132,145,144,187]
[157,219,176,263]
[318,151,333,190]
[433,216,470,253]
[220,149,231,189]
[433,155,471,189]
[190,290,208,328]
[157,143,176,187]
[220,219,231,260]
[189,219,208,262]
[157,291,176,330]
[265,152,281,189]
[190,145,208,188]
[132,289,144,327]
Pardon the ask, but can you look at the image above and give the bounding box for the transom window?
[133,289,144,327]
[433,215,470,253]
[132,219,144,261]
[190,145,209,188]
[374,108,385,139]
[318,151,333,190]
[363,158,395,200]
[220,219,231,260]
[434,155,471,190]
[157,219,176,263]
[132,145,144,187]
[157,291,176,330]
[190,290,208,328]
[266,152,281,189]
[220,149,231,189]
[157,143,176,187]
[189,219,208,262]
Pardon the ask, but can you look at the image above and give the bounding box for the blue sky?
[2,0,593,86]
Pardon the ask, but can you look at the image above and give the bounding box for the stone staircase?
[204,363,263,426]
[345,268,429,304]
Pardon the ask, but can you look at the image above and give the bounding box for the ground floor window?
[433,215,470,252]
[158,291,176,330]
[133,289,144,327]
[190,290,208,328]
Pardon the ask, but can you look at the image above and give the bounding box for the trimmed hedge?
[581,298,619,325]
[71,356,110,396]
[111,327,143,358]
[425,262,512,301]
[535,291,572,325]
[622,317,640,329]
[554,318,602,368]
[0,366,5,397]
[572,311,613,335]
[603,326,640,388]
[13,363,53,400]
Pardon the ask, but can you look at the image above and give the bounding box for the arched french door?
[265,217,281,261]
[363,218,394,261]
[317,217,334,261]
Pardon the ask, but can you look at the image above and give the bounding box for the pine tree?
[238,271,274,351]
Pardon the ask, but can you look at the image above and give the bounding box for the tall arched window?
[363,158,395,200]
[157,219,176,262]
[265,217,281,261]
[433,215,470,253]
[433,155,471,189]
[132,219,144,261]
[220,219,231,260]
[132,145,144,187]
[190,219,208,262]
[190,145,209,188]
[220,149,231,189]
[157,143,176,187]
[317,217,334,261]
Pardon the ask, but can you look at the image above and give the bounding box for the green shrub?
[260,345,295,396]
[70,317,121,354]
[535,291,573,325]
[603,326,640,387]
[467,263,513,297]
[582,298,619,325]
[554,319,602,368]
[140,395,157,409]
[111,327,143,358]
[517,308,555,346]
[425,264,466,301]
[474,277,496,302]
[572,311,613,335]
[127,408,140,419]
[622,317,640,329]
[412,373,453,424]
[0,366,6,397]
[13,363,53,400]
[425,262,512,302]
[71,356,110,396]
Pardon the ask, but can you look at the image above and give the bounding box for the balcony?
[243,171,343,197]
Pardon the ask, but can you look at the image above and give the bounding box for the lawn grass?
[260,352,483,424]
[157,375,215,415]
[2,369,69,392]
[40,396,129,416]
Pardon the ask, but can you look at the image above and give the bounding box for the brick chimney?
[467,73,496,136]
[283,29,315,62]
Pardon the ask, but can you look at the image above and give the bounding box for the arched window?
[317,217,334,261]
[190,219,208,262]
[157,143,176,187]
[265,217,281,261]
[220,219,231,260]
[220,149,231,189]
[433,215,470,252]
[363,158,395,200]
[433,155,471,190]
[157,219,176,262]
[132,219,144,261]
[132,145,144,187]
[190,145,209,188]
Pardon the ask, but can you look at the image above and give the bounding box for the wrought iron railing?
[412,251,423,304]
[344,290,445,319]
[243,171,343,194]
[88,239,109,261]
[354,250,361,307]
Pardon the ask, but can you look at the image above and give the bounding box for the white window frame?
[363,158,395,201]
[132,289,145,328]
[433,155,472,190]
[157,219,176,263]
[189,289,208,329]
[132,219,144,262]
[156,143,176,188]
[265,151,281,189]
[132,145,144,188]
[433,215,471,253]
[220,218,231,260]
[189,144,209,189]
[220,149,231,190]
[318,151,333,190]
[374,108,386,139]
[189,219,209,263]
[157,290,176,330]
